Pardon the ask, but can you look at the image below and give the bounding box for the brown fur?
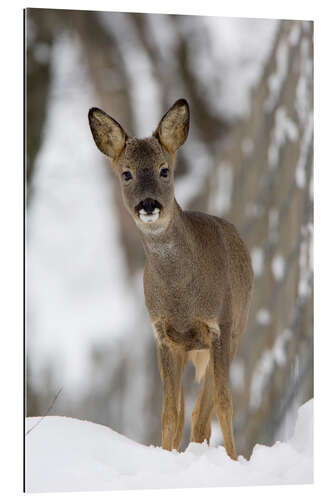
[88,99,254,460]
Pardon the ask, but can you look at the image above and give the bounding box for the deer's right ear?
[88,107,127,159]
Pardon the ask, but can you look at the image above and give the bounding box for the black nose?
[136,198,162,214]
[142,198,155,214]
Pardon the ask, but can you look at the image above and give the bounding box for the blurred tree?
[26,9,53,192]
[219,20,313,453]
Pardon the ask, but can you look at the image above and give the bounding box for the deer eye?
[122,171,132,182]
[160,167,169,178]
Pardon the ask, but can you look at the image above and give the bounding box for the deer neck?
[140,200,192,271]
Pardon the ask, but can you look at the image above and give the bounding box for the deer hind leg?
[210,322,237,460]
[231,303,250,362]
[156,335,186,451]
[174,384,185,450]
[190,358,214,444]
[231,335,240,362]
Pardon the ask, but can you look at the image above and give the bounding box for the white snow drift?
[25,399,313,493]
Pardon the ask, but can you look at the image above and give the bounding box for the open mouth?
[139,209,160,223]
[135,198,162,224]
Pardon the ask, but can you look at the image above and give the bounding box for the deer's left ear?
[154,99,190,153]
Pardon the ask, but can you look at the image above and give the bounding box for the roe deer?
[88,99,254,460]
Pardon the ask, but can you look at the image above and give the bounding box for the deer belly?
[165,322,210,351]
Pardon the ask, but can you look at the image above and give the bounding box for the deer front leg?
[154,322,186,451]
[209,322,237,460]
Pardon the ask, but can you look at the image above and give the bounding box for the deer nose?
[141,198,157,214]
[136,198,162,215]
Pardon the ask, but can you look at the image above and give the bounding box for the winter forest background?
[25,9,313,459]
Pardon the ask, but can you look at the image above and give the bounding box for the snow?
[289,23,302,47]
[295,110,314,189]
[265,40,289,113]
[208,161,233,215]
[296,38,313,126]
[230,359,245,391]
[25,399,313,492]
[250,329,292,410]
[251,247,264,277]
[268,207,279,243]
[268,106,298,171]
[241,137,254,156]
[272,254,285,281]
[256,308,271,325]
[298,235,312,298]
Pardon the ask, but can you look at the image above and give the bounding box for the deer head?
[88,99,190,233]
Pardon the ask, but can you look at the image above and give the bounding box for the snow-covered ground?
[25,399,313,493]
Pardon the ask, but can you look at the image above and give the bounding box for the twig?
[25,387,63,436]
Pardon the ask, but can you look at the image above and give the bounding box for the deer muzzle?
[135,198,163,224]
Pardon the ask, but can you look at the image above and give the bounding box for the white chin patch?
[139,208,160,223]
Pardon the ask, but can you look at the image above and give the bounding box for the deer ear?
[88,107,127,159]
[154,99,190,153]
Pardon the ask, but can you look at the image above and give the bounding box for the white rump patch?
[139,208,160,223]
